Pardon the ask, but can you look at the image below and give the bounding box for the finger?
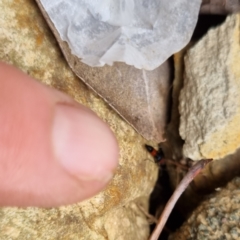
[0,62,119,207]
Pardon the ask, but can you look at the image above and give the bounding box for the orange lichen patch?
[103,185,124,211]
[34,25,45,46]
[7,0,50,56]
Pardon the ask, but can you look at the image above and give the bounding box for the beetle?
[145,144,166,166]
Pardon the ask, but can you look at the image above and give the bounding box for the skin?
[0,62,119,207]
[149,159,212,240]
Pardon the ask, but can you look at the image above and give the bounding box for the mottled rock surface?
[179,14,240,160]
[169,177,240,240]
[0,0,158,239]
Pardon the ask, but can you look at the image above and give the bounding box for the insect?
[145,144,166,166]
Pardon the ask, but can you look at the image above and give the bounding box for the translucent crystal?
[40,0,201,70]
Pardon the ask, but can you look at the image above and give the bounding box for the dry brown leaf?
[201,0,240,14]
[35,0,171,142]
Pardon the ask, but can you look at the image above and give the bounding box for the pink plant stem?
[149,159,212,240]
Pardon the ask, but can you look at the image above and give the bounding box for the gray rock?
[169,177,240,240]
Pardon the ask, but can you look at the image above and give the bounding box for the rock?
[169,177,240,240]
[0,197,150,240]
[0,0,158,239]
[179,14,240,160]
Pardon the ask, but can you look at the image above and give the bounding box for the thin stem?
[165,158,189,170]
[149,159,212,240]
[137,204,158,224]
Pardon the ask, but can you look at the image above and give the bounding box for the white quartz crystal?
[40,0,201,70]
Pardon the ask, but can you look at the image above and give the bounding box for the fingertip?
[52,103,119,182]
[0,62,119,207]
